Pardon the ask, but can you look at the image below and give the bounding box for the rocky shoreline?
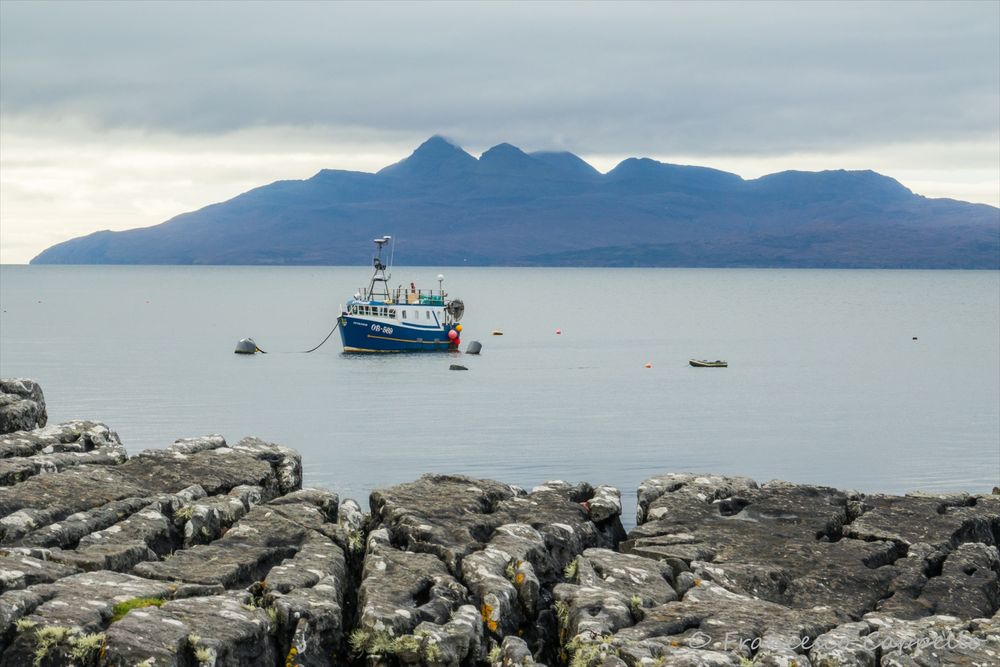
[0,378,997,666]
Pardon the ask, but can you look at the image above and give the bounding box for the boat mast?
[367,235,392,301]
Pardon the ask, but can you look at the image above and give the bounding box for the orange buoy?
[645,362,652,368]
[555,329,562,335]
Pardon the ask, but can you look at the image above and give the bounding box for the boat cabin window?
[389,309,396,319]
[426,311,430,320]
[401,311,407,319]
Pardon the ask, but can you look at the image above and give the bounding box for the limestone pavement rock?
[358,474,627,666]
[559,473,1000,667]
[2,380,999,667]
[0,398,357,667]
[0,553,78,594]
[102,590,278,666]
[489,635,546,666]
[0,421,125,486]
[622,474,997,622]
[553,547,679,643]
[0,379,47,435]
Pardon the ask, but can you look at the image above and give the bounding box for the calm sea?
[1,266,998,526]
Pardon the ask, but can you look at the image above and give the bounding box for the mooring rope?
[300,319,341,353]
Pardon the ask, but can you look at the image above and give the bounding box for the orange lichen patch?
[284,646,299,667]
[671,641,680,647]
[480,602,498,632]
[693,579,702,587]
[515,572,525,584]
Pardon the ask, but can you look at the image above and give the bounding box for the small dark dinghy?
[689,359,728,368]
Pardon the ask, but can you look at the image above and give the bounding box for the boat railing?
[358,286,447,305]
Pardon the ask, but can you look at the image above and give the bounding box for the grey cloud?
[1,1,997,157]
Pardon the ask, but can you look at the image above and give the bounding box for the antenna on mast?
[369,235,392,300]
[387,235,394,280]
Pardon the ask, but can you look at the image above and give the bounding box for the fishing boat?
[689,359,728,368]
[338,236,465,353]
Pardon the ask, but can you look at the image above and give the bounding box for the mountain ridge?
[30,136,1000,268]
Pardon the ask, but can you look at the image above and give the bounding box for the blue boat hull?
[338,316,455,353]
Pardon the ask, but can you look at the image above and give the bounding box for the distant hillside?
[31,136,1000,268]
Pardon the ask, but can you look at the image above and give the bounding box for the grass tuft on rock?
[348,628,373,655]
[566,634,618,667]
[392,634,422,655]
[422,638,442,661]
[32,626,70,667]
[193,646,215,664]
[346,529,364,553]
[629,594,645,620]
[563,557,579,582]
[110,597,165,622]
[68,633,105,662]
[15,618,37,633]
[369,631,396,655]
[554,600,570,629]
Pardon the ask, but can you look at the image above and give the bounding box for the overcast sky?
[1,0,997,263]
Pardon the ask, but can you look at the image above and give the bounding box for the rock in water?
[0,379,47,434]
[234,337,259,354]
[465,340,483,355]
[449,364,468,370]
